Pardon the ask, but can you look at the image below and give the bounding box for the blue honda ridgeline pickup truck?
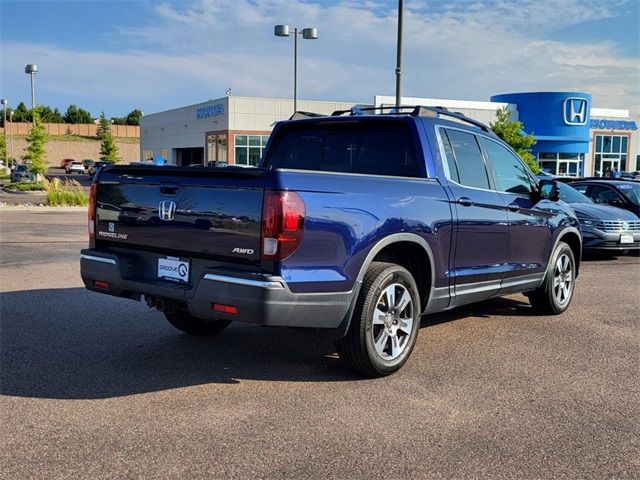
[81,106,581,377]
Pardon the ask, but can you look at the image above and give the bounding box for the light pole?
[395,0,404,111]
[274,24,318,114]
[1,99,7,165]
[25,64,38,109]
[9,109,14,164]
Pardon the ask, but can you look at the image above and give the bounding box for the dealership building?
[140,92,638,176]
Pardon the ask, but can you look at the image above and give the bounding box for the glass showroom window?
[594,134,628,176]
[235,135,270,166]
[207,134,228,164]
[142,149,153,162]
[537,152,583,176]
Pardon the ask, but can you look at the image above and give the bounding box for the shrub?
[43,177,89,206]
[4,181,45,191]
[23,107,48,177]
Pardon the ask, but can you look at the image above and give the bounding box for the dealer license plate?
[158,256,190,283]
[620,233,634,244]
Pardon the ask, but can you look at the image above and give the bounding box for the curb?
[1,187,47,195]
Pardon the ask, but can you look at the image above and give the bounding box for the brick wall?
[8,138,140,166]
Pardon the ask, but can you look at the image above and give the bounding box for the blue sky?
[1,0,639,118]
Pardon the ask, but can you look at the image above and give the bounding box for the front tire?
[164,311,231,335]
[529,241,576,315]
[336,262,421,377]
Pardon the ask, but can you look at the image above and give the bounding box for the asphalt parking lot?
[1,209,639,479]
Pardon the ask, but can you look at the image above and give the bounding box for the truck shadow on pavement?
[1,288,534,400]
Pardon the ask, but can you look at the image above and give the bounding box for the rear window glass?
[616,183,640,203]
[264,121,422,177]
[445,129,490,189]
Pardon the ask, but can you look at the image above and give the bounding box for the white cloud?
[1,0,637,116]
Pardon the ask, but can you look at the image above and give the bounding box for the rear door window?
[443,129,490,189]
[265,121,421,177]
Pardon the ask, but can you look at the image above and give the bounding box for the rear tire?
[335,262,421,377]
[529,241,575,315]
[164,311,231,335]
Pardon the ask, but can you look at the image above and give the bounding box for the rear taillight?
[88,182,97,239]
[261,190,305,261]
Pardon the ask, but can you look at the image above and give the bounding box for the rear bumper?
[80,249,355,329]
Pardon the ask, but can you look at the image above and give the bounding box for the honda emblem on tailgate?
[159,201,176,221]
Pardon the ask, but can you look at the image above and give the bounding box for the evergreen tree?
[63,104,94,124]
[125,109,143,126]
[12,102,31,122]
[490,107,539,173]
[40,106,64,123]
[98,112,119,163]
[23,107,48,176]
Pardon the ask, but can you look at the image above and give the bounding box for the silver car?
[557,182,639,252]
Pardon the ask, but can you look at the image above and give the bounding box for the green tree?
[40,106,64,123]
[490,107,539,173]
[110,116,127,125]
[12,102,31,122]
[23,107,48,177]
[63,104,94,124]
[125,108,143,126]
[0,133,6,164]
[97,112,119,163]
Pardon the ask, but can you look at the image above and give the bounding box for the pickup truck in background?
[81,106,581,377]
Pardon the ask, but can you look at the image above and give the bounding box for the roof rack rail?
[289,111,327,120]
[329,104,493,133]
[411,106,493,133]
[331,105,415,116]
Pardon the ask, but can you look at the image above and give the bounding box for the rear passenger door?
[438,127,509,305]
[478,137,554,287]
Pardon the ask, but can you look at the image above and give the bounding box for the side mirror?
[538,179,559,201]
[608,198,623,207]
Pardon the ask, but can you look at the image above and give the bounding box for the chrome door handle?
[507,203,520,212]
[458,197,474,207]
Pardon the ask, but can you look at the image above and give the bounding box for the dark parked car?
[556,182,639,252]
[10,164,33,183]
[82,159,95,171]
[570,180,640,218]
[88,161,107,180]
[81,106,582,377]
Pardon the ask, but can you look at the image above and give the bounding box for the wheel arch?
[556,228,582,276]
[317,233,437,341]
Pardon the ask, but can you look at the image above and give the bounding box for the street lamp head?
[1,99,7,106]
[301,27,318,40]
[274,24,290,37]
[25,64,38,74]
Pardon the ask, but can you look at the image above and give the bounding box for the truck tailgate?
[95,166,265,263]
